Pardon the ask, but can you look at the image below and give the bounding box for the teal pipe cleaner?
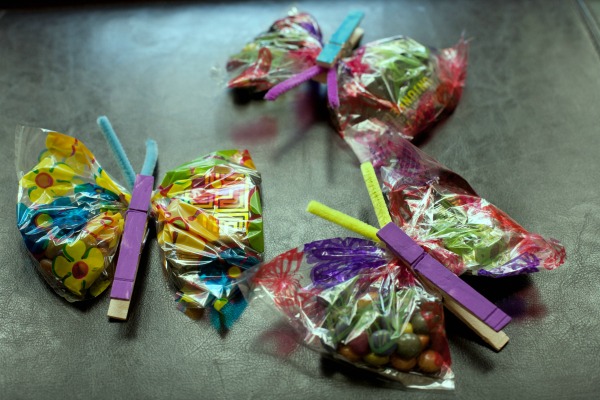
[97,116,136,188]
[141,139,158,176]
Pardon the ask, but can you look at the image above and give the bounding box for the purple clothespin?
[377,222,511,332]
[107,174,154,320]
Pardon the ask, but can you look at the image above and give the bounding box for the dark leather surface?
[1,1,599,398]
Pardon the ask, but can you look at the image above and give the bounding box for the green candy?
[410,312,429,335]
[396,333,422,359]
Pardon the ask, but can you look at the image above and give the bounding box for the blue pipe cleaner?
[141,139,158,176]
[97,116,136,188]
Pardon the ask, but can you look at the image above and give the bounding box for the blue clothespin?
[316,11,365,68]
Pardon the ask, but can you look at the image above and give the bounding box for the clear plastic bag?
[15,126,130,301]
[363,135,565,277]
[246,237,453,390]
[152,150,263,326]
[336,36,468,144]
[226,9,323,91]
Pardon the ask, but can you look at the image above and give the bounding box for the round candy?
[410,312,429,334]
[44,242,61,259]
[418,334,430,350]
[369,330,397,356]
[402,322,413,334]
[338,345,361,362]
[390,354,417,372]
[347,332,370,356]
[418,350,443,374]
[334,321,352,342]
[81,235,97,249]
[40,258,52,275]
[396,333,422,359]
[363,353,390,366]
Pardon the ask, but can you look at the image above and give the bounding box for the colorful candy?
[248,237,454,389]
[336,35,468,146]
[16,128,129,301]
[17,128,264,326]
[372,136,566,277]
[152,150,263,329]
[227,10,323,91]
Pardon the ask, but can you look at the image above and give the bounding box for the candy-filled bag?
[365,136,565,277]
[226,10,467,143]
[336,35,468,143]
[227,9,323,91]
[246,237,453,390]
[16,126,130,301]
[152,150,264,328]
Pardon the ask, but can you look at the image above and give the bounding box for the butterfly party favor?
[353,135,566,279]
[227,10,468,142]
[243,161,523,390]
[248,237,455,390]
[16,118,263,330]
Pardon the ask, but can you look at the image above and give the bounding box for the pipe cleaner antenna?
[141,139,158,176]
[360,162,392,227]
[306,200,380,242]
[97,116,136,188]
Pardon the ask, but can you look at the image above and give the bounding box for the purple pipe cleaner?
[327,66,340,108]
[264,65,326,101]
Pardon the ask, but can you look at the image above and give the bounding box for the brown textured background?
[1,1,599,399]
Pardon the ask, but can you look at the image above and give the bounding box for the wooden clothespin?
[317,11,365,67]
[107,174,154,320]
[306,162,511,351]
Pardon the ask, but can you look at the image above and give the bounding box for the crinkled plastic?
[152,150,263,326]
[246,237,453,390]
[16,126,130,301]
[227,11,467,142]
[227,10,323,91]
[16,127,264,322]
[336,36,468,143]
[360,135,565,277]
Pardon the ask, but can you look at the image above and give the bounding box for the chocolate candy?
[410,312,429,334]
[369,329,397,356]
[390,354,417,372]
[338,345,361,362]
[396,333,421,359]
[347,332,370,356]
[363,352,390,366]
[418,350,443,374]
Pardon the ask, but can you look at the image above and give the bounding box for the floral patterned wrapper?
[246,238,454,390]
[152,150,263,326]
[335,36,468,149]
[16,126,130,301]
[367,136,565,277]
[226,10,323,91]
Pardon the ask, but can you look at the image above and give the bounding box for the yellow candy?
[363,353,389,366]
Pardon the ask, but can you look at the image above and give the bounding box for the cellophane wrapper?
[152,150,263,317]
[335,36,468,144]
[369,135,565,277]
[246,237,454,390]
[226,10,323,91]
[15,126,130,301]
